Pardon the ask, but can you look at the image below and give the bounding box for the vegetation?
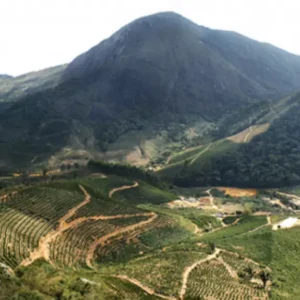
[185,259,267,299]
[162,94,300,188]
[88,160,163,188]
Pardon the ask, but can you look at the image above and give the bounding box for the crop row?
[0,207,52,268]
[220,251,261,275]
[186,259,266,300]
[6,187,84,224]
[49,216,149,267]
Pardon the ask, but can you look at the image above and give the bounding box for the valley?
[1,163,300,299]
[2,9,300,300]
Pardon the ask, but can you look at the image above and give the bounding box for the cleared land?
[227,123,270,143]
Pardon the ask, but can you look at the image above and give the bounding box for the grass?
[96,214,192,265]
[185,259,267,300]
[200,216,267,242]
[105,250,208,297]
[167,145,204,164]
[114,182,176,205]
[157,139,239,179]
[103,276,161,299]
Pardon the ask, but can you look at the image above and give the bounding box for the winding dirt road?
[85,212,157,268]
[109,181,139,198]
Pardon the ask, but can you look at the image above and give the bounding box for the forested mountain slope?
[159,93,300,188]
[1,12,300,172]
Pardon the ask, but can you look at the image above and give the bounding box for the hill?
[158,93,300,188]
[0,65,66,103]
[2,12,300,175]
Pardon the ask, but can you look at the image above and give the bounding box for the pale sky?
[1,0,300,76]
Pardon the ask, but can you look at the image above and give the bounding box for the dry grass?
[227,123,270,144]
[218,187,257,198]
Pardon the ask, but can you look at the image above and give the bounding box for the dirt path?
[109,181,139,198]
[179,248,221,299]
[85,213,157,268]
[244,126,253,143]
[59,185,91,229]
[277,191,300,201]
[217,256,239,279]
[206,189,219,211]
[116,275,176,300]
[189,143,212,166]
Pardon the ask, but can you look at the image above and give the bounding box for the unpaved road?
[189,143,212,166]
[244,126,253,143]
[206,189,219,211]
[109,181,139,198]
[116,275,176,300]
[86,212,157,268]
[217,256,238,279]
[179,248,221,299]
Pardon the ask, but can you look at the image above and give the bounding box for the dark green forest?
[174,94,300,188]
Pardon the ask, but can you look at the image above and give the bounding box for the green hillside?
[1,169,299,299]
[159,93,300,188]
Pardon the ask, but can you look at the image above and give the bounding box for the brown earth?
[227,123,270,144]
[218,187,257,198]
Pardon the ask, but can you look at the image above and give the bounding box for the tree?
[42,168,48,177]
[208,242,215,254]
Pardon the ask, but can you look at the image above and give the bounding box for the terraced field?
[3,173,300,299]
[0,177,163,270]
[185,259,267,300]
[0,207,52,268]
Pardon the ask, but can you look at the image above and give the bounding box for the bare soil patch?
[227,123,270,144]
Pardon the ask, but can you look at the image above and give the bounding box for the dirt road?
[179,248,221,299]
[109,181,139,198]
[217,256,238,279]
[244,126,253,143]
[206,189,219,210]
[85,212,157,268]
[189,143,212,166]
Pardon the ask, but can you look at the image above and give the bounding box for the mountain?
[0,65,66,103]
[0,74,13,80]
[2,12,300,177]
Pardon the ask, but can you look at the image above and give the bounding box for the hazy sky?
[1,0,300,76]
